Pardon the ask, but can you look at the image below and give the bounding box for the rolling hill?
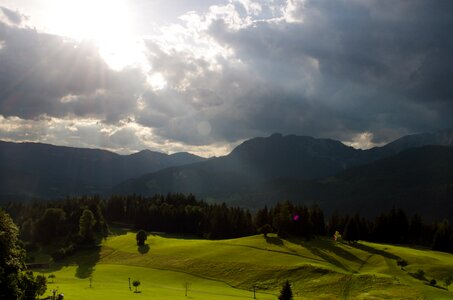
[35,232,453,299]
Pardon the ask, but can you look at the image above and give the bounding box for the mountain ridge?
[2,128,453,214]
[0,140,206,200]
[112,129,453,203]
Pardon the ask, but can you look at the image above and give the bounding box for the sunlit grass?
[36,233,453,299]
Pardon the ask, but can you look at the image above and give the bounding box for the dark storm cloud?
[0,21,144,123]
[203,0,453,144]
[2,0,453,152]
[0,7,24,24]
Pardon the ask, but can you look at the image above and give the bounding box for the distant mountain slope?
[3,128,453,211]
[0,141,205,200]
[324,145,453,219]
[368,128,453,159]
[113,130,453,221]
[112,133,367,196]
[245,146,453,221]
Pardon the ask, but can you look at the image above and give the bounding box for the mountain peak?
[269,133,283,138]
[133,149,161,154]
[370,128,453,158]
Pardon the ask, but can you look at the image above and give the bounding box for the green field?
[36,232,453,299]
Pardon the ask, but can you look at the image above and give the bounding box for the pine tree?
[278,280,293,300]
[343,216,359,243]
[310,204,326,236]
[432,220,452,252]
[79,209,96,243]
[36,208,66,244]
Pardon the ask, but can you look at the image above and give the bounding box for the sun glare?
[45,0,145,70]
[147,73,168,91]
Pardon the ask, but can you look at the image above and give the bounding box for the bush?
[430,279,437,286]
[132,280,141,292]
[413,269,425,280]
[444,276,452,290]
[48,274,56,283]
[20,271,47,300]
[136,230,147,246]
[258,224,273,237]
[397,259,408,268]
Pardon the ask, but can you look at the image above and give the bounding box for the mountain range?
[1,129,453,220]
[112,129,453,220]
[0,141,205,199]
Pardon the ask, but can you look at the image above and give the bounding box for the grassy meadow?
[35,231,453,299]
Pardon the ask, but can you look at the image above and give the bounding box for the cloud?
[0,6,25,25]
[0,21,147,123]
[1,0,453,155]
[203,0,453,143]
[133,0,453,147]
[343,132,385,150]
[0,114,234,156]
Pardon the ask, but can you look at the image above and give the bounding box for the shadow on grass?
[36,246,101,279]
[288,237,365,273]
[138,244,150,254]
[303,242,353,273]
[265,235,284,246]
[407,272,448,290]
[74,247,101,279]
[424,283,448,290]
[330,244,365,265]
[351,243,400,260]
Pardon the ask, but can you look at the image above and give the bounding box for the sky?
[0,0,452,157]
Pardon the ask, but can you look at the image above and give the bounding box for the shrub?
[132,280,141,292]
[397,259,408,268]
[258,224,273,237]
[444,276,452,290]
[411,269,428,281]
[136,230,147,246]
[430,279,437,286]
[414,269,425,279]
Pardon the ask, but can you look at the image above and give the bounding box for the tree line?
[5,194,255,252]
[5,195,453,255]
[254,201,453,253]
[2,195,453,299]
[327,208,453,253]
